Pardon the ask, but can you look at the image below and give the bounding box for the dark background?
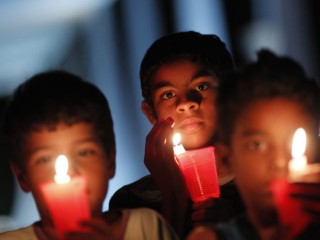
[0,0,319,229]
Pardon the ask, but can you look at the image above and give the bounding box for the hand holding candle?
[288,128,308,181]
[288,128,320,182]
[271,128,320,239]
[40,155,91,240]
[173,133,220,203]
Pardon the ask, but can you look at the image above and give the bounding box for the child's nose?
[176,91,201,113]
[177,100,199,113]
[270,151,289,177]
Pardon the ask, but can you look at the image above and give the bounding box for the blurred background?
[0,0,319,231]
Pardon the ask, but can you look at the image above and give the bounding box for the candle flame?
[173,133,182,146]
[291,128,306,159]
[173,133,186,155]
[54,155,71,184]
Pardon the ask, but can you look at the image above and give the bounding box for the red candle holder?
[270,178,314,239]
[175,146,220,203]
[40,155,91,240]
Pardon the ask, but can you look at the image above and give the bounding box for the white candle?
[173,133,186,155]
[288,128,307,180]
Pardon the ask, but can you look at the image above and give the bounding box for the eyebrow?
[75,137,100,145]
[151,69,217,93]
[28,137,100,155]
[240,130,266,138]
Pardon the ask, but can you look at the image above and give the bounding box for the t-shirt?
[214,213,320,240]
[0,208,178,240]
[109,175,245,235]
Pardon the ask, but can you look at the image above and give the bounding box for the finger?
[146,120,173,150]
[288,183,320,199]
[302,207,320,220]
[64,231,97,240]
[147,123,173,158]
[79,218,112,236]
[192,198,217,210]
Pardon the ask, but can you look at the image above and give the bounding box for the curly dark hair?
[217,49,320,145]
[4,70,115,166]
[140,31,234,104]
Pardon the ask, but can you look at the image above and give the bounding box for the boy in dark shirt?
[109,31,245,237]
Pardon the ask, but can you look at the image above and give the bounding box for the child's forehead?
[235,98,314,134]
[24,122,98,146]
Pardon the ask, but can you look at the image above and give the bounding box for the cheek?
[230,156,266,189]
[156,107,176,121]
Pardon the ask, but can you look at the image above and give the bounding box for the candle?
[288,128,307,181]
[173,133,186,155]
[40,155,91,240]
[173,133,220,203]
[271,128,320,238]
[288,128,320,182]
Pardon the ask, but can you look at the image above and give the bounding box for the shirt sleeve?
[123,208,179,240]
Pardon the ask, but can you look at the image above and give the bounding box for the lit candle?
[173,133,220,203]
[54,155,71,184]
[40,155,90,240]
[288,128,307,181]
[173,133,186,155]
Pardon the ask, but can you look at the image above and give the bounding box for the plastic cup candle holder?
[271,128,320,239]
[173,133,220,203]
[40,155,91,240]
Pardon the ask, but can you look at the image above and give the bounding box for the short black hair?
[140,31,234,103]
[4,70,115,166]
[217,49,320,145]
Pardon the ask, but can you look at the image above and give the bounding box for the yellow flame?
[291,128,306,159]
[173,133,181,146]
[54,155,70,184]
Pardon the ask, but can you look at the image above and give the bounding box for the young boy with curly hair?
[0,70,178,240]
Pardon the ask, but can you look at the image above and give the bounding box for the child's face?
[13,122,115,220]
[142,59,219,149]
[227,97,317,218]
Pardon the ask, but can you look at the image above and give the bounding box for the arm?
[144,118,189,238]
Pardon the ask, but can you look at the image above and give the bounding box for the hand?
[144,118,189,237]
[64,217,122,240]
[289,181,320,221]
[144,118,187,198]
[191,198,235,227]
[271,177,320,239]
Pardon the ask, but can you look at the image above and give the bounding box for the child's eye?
[78,149,95,156]
[160,91,176,100]
[35,156,52,165]
[246,140,268,152]
[195,83,209,92]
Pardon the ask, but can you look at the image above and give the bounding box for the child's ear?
[11,163,31,192]
[141,100,158,125]
[106,146,116,179]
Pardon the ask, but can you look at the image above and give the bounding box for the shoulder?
[109,175,163,211]
[0,225,36,240]
[113,175,157,193]
[123,208,178,240]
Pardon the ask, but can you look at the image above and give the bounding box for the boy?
[109,31,245,237]
[187,50,320,239]
[0,71,178,240]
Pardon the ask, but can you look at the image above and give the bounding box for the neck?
[247,208,282,240]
